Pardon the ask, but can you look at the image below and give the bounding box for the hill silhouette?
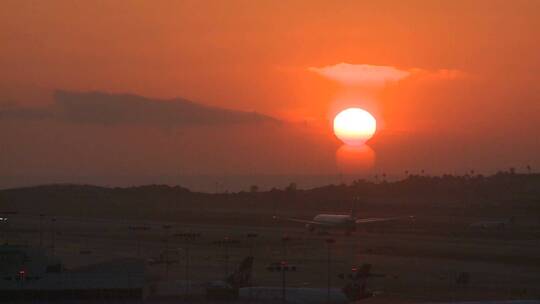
[1,172,539,224]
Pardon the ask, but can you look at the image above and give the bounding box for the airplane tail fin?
[226,256,254,289]
[356,263,372,277]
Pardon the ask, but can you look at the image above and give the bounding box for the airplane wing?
[355,215,414,224]
[280,217,334,226]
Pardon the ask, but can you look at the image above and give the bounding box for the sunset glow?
[1,1,539,186]
[333,108,377,146]
[336,144,375,173]
[1,3,539,298]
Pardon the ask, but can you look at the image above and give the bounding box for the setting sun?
[333,108,377,146]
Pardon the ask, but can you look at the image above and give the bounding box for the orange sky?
[1,1,539,189]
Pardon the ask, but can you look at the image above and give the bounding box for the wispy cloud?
[309,63,463,87]
[308,63,410,87]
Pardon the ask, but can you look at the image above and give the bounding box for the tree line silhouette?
[0,171,539,222]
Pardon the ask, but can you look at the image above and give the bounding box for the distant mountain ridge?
[1,173,539,222]
[0,90,280,126]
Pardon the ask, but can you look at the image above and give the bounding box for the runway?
[2,214,540,302]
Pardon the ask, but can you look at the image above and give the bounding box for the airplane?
[469,217,515,229]
[278,209,414,235]
[238,263,380,304]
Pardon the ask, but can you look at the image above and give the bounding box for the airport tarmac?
[2,214,540,302]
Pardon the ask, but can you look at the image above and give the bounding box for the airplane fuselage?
[307,214,356,233]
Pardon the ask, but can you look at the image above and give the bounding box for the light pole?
[265,242,297,303]
[281,236,290,303]
[50,218,57,256]
[246,233,258,300]
[266,261,296,303]
[326,238,336,304]
[225,237,230,275]
[246,233,258,258]
[174,232,201,297]
[39,214,44,248]
[213,236,239,277]
[129,225,150,257]
[163,224,172,279]
[0,211,17,244]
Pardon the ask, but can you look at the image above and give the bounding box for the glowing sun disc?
[333,108,376,146]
